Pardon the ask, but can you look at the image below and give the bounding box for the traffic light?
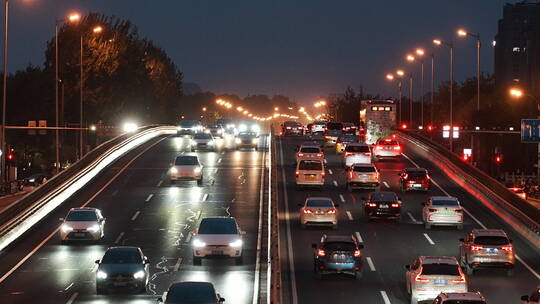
[495,155,502,163]
[401,123,408,129]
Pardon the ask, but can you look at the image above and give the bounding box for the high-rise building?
[494,1,540,96]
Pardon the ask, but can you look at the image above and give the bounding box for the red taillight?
[394,145,401,151]
[303,209,313,214]
[317,249,326,256]
[502,245,513,252]
[471,245,483,251]
[391,203,400,208]
[325,136,331,139]
[454,209,463,213]
[367,202,377,207]
[345,152,353,156]
[286,126,292,129]
[353,250,361,257]
[452,276,466,283]
[375,145,383,150]
[295,171,299,176]
[415,273,429,282]
[326,209,336,214]
[363,152,371,156]
[428,208,437,212]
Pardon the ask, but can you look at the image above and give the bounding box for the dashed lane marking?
[66,292,78,304]
[407,212,419,224]
[423,233,435,245]
[328,169,333,175]
[383,181,390,188]
[156,180,163,187]
[173,257,182,272]
[355,231,363,243]
[145,194,154,202]
[131,211,140,221]
[202,193,208,202]
[114,232,125,244]
[380,291,391,304]
[346,211,353,220]
[333,180,338,187]
[339,194,345,203]
[366,257,376,271]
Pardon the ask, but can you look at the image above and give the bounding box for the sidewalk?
[0,187,33,212]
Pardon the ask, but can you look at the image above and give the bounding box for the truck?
[360,100,396,144]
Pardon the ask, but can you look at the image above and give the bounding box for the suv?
[170,155,203,185]
[177,120,203,136]
[59,208,105,243]
[422,196,463,230]
[206,124,225,138]
[405,256,468,304]
[191,133,217,152]
[95,247,150,294]
[296,144,324,163]
[191,217,245,265]
[312,234,364,279]
[159,282,225,303]
[312,121,327,134]
[459,229,515,276]
[399,168,430,192]
[364,191,401,221]
[373,138,401,161]
[341,122,357,135]
[282,121,304,136]
[433,292,486,304]
[521,286,540,304]
[343,143,372,167]
[298,197,338,229]
[296,159,325,189]
[346,163,380,191]
[235,131,259,150]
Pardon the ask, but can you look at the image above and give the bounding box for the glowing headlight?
[217,129,222,134]
[133,270,145,279]
[123,122,138,133]
[229,239,243,248]
[87,224,100,233]
[61,224,73,233]
[194,166,202,173]
[96,271,108,279]
[28,178,35,183]
[191,140,197,146]
[177,126,182,131]
[251,125,260,133]
[226,124,235,129]
[170,167,178,174]
[239,124,247,132]
[204,129,210,134]
[235,138,242,144]
[192,238,206,248]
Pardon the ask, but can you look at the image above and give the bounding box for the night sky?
[6,0,511,103]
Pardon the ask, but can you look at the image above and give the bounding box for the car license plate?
[360,174,368,178]
[306,175,316,180]
[413,184,421,187]
[212,250,223,255]
[440,210,453,215]
[486,248,498,254]
[434,279,447,285]
[74,233,85,237]
[379,204,388,208]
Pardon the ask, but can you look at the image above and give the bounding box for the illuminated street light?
[416,48,425,56]
[236,106,243,112]
[433,39,442,45]
[509,88,523,98]
[386,73,394,80]
[68,13,81,22]
[406,54,415,62]
[457,29,467,37]
[93,25,103,33]
[299,107,305,112]
[274,107,279,111]
[202,107,207,112]
[396,70,405,77]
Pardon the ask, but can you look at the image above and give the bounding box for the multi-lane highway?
[277,136,540,304]
[0,135,267,304]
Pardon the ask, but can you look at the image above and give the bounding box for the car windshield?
[175,156,198,166]
[180,120,200,127]
[327,123,343,130]
[193,133,212,139]
[370,192,398,202]
[432,199,459,207]
[323,242,356,252]
[66,211,97,221]
[166,283,216,303]
[327,130,341,135]
[345,145,370,153]
[379,139,398,146]
[101,249,142,264]
[198,218,238,234]
[306,199,333,207]
[239,132,257,137]
[341,135,357,142]
[353,166,376,172]
[442,301,486,304]
[473,236,510,246]
[300,147,320,153]
[299,161,322,170]
[421,263,460,276]
[406,171,427,178]
[284,121,301,127]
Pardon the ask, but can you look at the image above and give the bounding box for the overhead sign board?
[521,119,540,143]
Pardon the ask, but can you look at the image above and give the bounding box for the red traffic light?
[427,125,433,131]
[7,153,13,161]
[401,123,408,129]
[495,156,502,163]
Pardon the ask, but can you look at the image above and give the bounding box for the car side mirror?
[95,259,100,264]
[311,244,317,249]
[358,244,364,249]
[459,238,465,242]
[521,295,529,301]
[405,265,410,270]
[59,218,64,222]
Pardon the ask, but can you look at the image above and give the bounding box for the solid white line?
[0,137,168,285]
[131,211,140,221]
[328,169,333,175]
[114,232,125,244]
[383,181,390,188]
[145,194,154,202]
[173,257,182,272]
[66,292,79,304]
[251,144,266,304]
[156,180,163,187]
[355,231,363,243]
[339,194,345,203]
[202,193,208,202]
[366,257,376,271]
[346,211,353,220]
[423,233,435,245]
[324,159,327,164]
[407,212,419,223]
[279,138,298,304]
[333,180,338,187]
[64,282,74,291]
[380,291,391,304]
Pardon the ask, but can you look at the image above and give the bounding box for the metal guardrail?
[0,126,174,252]
[400,131,540,244]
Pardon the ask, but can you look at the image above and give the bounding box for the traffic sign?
[521,119,540,143]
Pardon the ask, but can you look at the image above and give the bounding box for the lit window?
[371,106,378,111]
[384,107,391,111]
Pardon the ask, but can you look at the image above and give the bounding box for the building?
[494,1,540,96]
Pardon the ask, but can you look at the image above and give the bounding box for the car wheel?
[354,270,363,280]
[235,255,243,265]
[193,256,202,265]
[424,222,431,230]
[506,268,514,277]
[197,178,203,186]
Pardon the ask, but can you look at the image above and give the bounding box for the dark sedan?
[159,281,225,303]
[95,247,149,294]
[363,191,402,221]
[312,234,363,279]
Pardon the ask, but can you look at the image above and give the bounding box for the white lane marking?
[366,257,376,271]
[355,231,364,243]
[339,194,345,203]
[131,211,140,221]
[252,144,267,304]
[346,211,353,220]
[333,180,338,187]
[173,257,182,272]
[279,138,298,304]
[0,137,167,285]
[214,168,218,174]
[423,233,435,245]
[328,169,333,175]
[66,292,79,304]
[383,181,390,188]
[218,158,222,163]
[64,282,74,291]
[114,232,125,244]
[324,159,327,164]
[407,212,419,223]
[202,193,208,202]
[516,255,540,280]
[145,194,154,202]
[185,232,192,244]
[156,180,163,187]
[380,291,391,304]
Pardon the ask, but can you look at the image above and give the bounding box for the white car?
[59,207,105,243]
[405,256,467,304]
[373,138,402,160]
[343,143,372,167]
[170,155,203,185]
[192,217,245,265]
[298,197,338,229]
[295,144,324,163]
[191,133,217,151]
[346,163,380,190]
[312,121,327,134]
[422,196,463,230]
[296,159,325,189]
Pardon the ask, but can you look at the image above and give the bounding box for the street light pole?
[398,80,402,123]
[409,74,413,128]
[430,53,435,126]
[449,43,454,152]
[79,35,83,158]
[420,60,424,127]
[54,22,60,174]
[1,0,8,182]
[476,36,481,111]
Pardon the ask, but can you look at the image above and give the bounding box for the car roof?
[105,246,141,253]
[69,207,98,212]
[440,292,485,300]
[306,197,333,202]
[352,163,376,168]
[169,281,215,293]
[430,196,458,202]
[323,234,355,243]
[420,256,459,265]
[471,229,508,237]
[346,143,369,147]
[369,191,398,201]
[200,217,237,224]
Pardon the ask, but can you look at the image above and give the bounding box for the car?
[95,246,149,294]
[323,129,342,147]
[59,207,105,243]
[399,168,431,192]
[459,229,515,276]
[364,191,401,221]
[169,155,203,185]
[508,186,527,200]
[158,281,225,303]
[521,286,540,303]
[237,121,261,135]
[312,121,327,134]
[216,118,236,135]
[433,292,486,304]
[405,256,468,304]
[206,124,225,138]
[191,133,217,151]
[295,159,325,189]
[295,144,324,163]
[298,197,338,229]
[312,234,364,279]
[177,120,203,136]
[235,131,259,150]
[22,173,50,186]
[341,122,357,135]
[335,134,359,153]
[372,138,402,161]
[191,217,245,265]
[422,196,464,230]
[281,121,304,136]
[343,143,372,167]
[346,163,380,191]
